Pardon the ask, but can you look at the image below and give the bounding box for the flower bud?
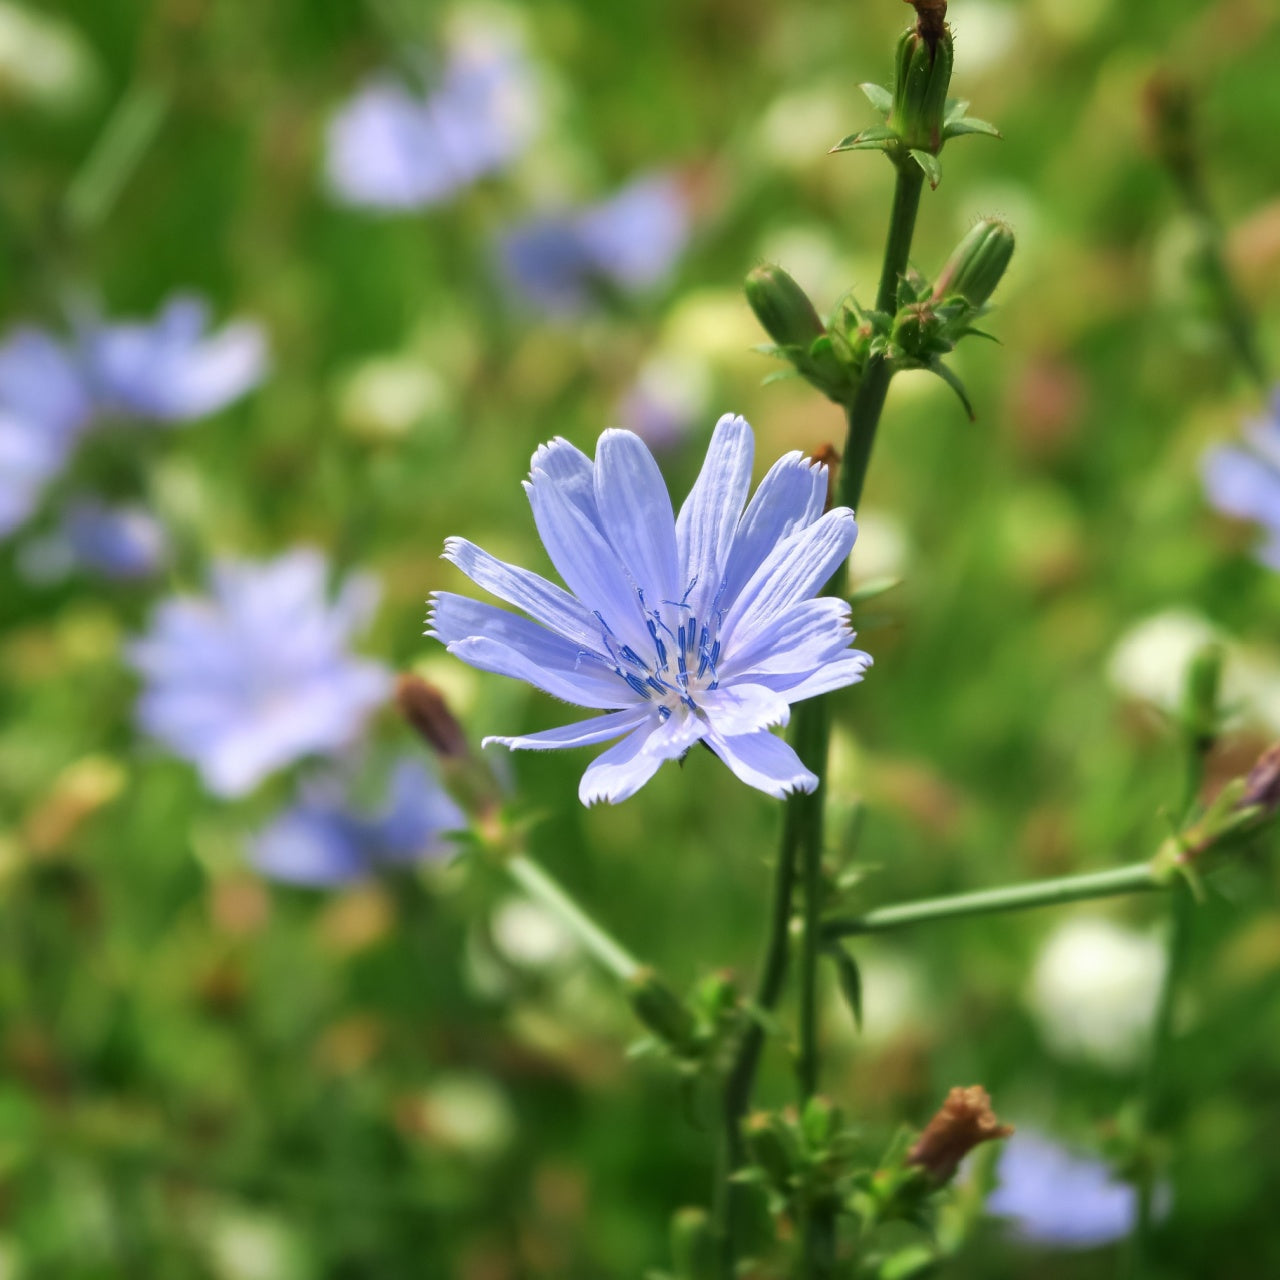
[801,1094,842,1151]
[1180,642,1224,750]
[744,264,825,351]
[744,1111,796,1193]
[932,219,1015,309]
[1239,742,1280,819]
[670,1207,716,1280]
[396,674,469,762]
[906,1085,1012,1186]
[890,5,954,154]
[627,966,698,1054]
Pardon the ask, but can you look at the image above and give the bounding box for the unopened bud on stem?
[396,674,469,761]
[932,219,1015,308]
[891,2,954,153]
[744,264,825,350]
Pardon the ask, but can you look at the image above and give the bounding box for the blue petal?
[699,683,792,734]
[719,597,852,680]
[529,437,604,532]
[1203,445,1280,526]
[577,709,706,805]
[429,593,627,707]
[594,429,682,604]
[524,460,653,654]
[674,413,753,617]
[484,706,652,751]
[704,729,818,799]
[755,652,872,703]
[720,451,828,607]
[721,508,858,648]
[443,536,599,648]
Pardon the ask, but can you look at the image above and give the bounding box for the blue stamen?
[623,672,652,699]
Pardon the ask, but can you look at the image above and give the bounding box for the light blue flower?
[496,174,689,315]
[1202,391,1280,569]
[131,548,391,798]
[986,1131,1146,1248]
[0,329,94,537]
[251,759,464,887]
[62,499,169,580]
[83,294,267,424]
[430,414,870,805]
[326,29,538,211]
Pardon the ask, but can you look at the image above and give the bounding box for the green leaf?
[909,148,942,188]
[826,942,863,1032]
[880,1244,939,1280]
[830,124,899,153]
[943,116,1002,140]
[943,96,971,124]
[927,360,976,420]
[760,369,799,387]
[860,81,894,118]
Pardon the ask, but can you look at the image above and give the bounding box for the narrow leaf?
[909,148,943,189]
[859,82,894,118]
[831,125,899,153]
[928,360,976,420]
[826,942,864,1032]
[944,97,971,124]
[944,116,1002,140]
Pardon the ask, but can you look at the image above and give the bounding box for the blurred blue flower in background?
[430,414,870,804]
[0,329,94,536]
[62,499,169,579]
[496,173,690,315]
[131,548,391,798]
[251,758,463,887]
[1202,392,1280,569]
[986,1131,1142,1248]
[326,25,539,211]
[83,295,268,424]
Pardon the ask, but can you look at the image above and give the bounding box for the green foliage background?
[2,0,1279,1276]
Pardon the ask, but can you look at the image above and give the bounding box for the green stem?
[64,82,169,234]
[718,783,803,1274]
[505,852,641,982]
[837,160,925,515]
[825,862,1163,938]
[796,703,831,1100]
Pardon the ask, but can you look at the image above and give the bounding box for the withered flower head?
[906,0,949,49]
[395,674,469,762]
[907,1085,1012,1185]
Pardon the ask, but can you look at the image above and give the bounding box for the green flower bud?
[889,14,954,154]
[744,264,825,351]
[932,219,1015,309]
[627,967,697,1054]
[801,1094,842,1151]
[744,1111,796,1193]
[670,1207,716,1280]
[1180,642,1224,749]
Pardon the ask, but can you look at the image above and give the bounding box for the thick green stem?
[505,852,641,982]
[825,862,1163,938]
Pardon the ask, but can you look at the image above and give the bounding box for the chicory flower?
[430,413,870,805]
[1202,391,1280,569]
[131,548,391,798]
[251,759,463,887]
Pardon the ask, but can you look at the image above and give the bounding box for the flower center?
[590,577,725,717]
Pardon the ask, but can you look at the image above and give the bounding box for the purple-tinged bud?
[1239,742,1280,818]
[906,1085,1012,1186]
[744,264,825,350]
[890,2,954,154]
[396,674,469,762]
[932,219,1015,308]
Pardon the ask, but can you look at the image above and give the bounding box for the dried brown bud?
[395,674,469,761]
[907,1085,1012,1185]
[810,443,841,512]
[1240,742,1280,817]
[906,0,948,50]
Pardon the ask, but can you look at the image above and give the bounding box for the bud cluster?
[741,1095,855,1225]
[746,218,1014,418]
[627,967,740,1076]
